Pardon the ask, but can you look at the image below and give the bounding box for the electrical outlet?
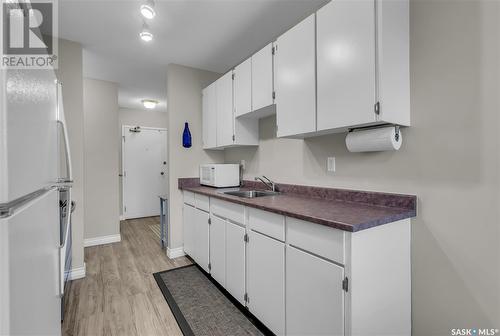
[327,157,336,172]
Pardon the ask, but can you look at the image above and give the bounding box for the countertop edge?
[179,185,416,233]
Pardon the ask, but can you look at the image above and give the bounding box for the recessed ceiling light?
[139,23,153,42]
[142,99,158,109]
[140,0,156,19]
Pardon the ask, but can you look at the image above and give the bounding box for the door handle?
[56,81,73,183]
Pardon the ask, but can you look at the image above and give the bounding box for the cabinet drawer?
[248,208,285,242]
[183,191,195,206]
[195,194,209,212]
[287,217,344,264]
[211,198,245,225]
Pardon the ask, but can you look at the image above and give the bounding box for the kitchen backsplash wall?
[224,1,500,333]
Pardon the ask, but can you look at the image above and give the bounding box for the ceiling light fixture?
[140,0,156,19]
[139,22,153,42]
[142,99,158,109]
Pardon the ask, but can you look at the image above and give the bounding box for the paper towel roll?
[345,126,402,152]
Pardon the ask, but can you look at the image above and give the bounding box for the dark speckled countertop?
[178,178,417,232]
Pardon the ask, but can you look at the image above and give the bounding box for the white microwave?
[200,164,240,188]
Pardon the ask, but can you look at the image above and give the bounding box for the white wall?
[119,107,168,129]
[224,1,500,333]
[118,107,167,215]
[166,64,223,250]
[83,78,120,240]
[55,39,85,271]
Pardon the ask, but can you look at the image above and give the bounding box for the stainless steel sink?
[221,190,281,198]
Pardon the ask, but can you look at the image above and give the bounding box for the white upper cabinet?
[202,83,217,149]
[317,0,376,131]
[216,71,234,147]
[203,69,258,149]
[204,0,409,144]
[375,0,410,126]
[275,14,317,138]
[234,58,252,118]
[251,43,274,112]
[317,0,410,133]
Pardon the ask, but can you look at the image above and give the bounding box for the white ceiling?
[59,0,328,112]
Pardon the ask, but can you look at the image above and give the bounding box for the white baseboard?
[66,263,86,280]
[119,215,125,221]
[167,247,185,259]
[84,234,121,247]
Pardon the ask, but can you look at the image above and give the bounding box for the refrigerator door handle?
[56,81,73,183]
[0,187,55,218]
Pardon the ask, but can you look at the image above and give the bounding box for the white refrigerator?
[0,66,72,335]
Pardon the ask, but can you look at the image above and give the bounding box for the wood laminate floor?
[62,217,192,336]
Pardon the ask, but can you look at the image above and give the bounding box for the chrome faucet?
[255,175,277,192]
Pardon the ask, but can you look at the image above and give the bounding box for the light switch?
[327,157,336,172]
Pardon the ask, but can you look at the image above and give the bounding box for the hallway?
[62,217,191,336]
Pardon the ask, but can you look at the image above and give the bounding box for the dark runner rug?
[154,264,271,336]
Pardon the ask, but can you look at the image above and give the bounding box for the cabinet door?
[209,215,226,286]
[247,231,285,335]
[182,204,195,257]
[202,83,217,148]
[193,208,210,272]
[252,43,274,111]
[317,0,376,131]
[225,222,246,305]
[286,246,344,336]
[275,14,316,138]
[216,71,234,147]
[234,58,252,117]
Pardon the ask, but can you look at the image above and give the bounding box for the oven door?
[59,188,73,295]
[200,166,215,186]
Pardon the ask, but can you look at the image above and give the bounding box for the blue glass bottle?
[182,122,192,148]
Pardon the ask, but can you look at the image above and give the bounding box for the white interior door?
[122,126,167,219]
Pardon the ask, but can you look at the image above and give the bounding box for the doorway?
[122,126,167,219]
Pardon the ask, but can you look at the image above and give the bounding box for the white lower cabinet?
[286,246,344,336]
[182,204,195,257]
[183,192,411,336]
[225,221,246,305]
[247,230,285,335]
[209,215,226,286]
[193,208,210,273]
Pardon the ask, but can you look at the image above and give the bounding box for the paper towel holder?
[348,124,401,141]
